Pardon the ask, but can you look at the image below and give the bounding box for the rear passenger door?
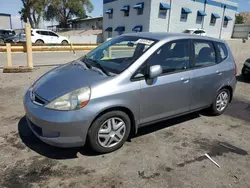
[190,40,224,110]
[48,31,60,43]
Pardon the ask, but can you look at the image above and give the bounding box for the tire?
[88,111,131,153]
[61,40,68,44]
[0,39,4,44]
[35,39,44,44]
[208,89,230,116]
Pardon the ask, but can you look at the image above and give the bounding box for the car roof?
[122,32,223,43]
[187,28,205,31]
[32,29,53,32]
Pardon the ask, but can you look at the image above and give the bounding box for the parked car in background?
[4,30,26,43]
[183,29,207,36]
[31,29,69,44]
[24,33,236,153]
[242,58,250,77]
[0,29,16,44]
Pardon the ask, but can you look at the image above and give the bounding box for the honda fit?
[24,33,237,153]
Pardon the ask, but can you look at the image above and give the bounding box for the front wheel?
[88,111,131,153]
[0,39,4,44]
[208,89,230,116]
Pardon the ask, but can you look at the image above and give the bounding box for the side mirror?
[149,65,162,79]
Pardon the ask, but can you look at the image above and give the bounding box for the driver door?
[137,39,194,125]
[48,31,59,43]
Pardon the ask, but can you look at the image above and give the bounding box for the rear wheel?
[35,39,44,44]
[61,40,68,44]
[88,111,131,153]
[208,89,230,116]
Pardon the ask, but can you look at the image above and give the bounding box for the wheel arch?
[89,106,137,136]
[219,85,233,102]
[35,39,44,43]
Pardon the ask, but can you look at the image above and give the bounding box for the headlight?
[45,87,91,111]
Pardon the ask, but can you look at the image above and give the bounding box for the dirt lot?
[0,43,250,188]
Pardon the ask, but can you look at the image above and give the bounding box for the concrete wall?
[103,0,151,40]
[67,34,103,44]
[0,15,11,29]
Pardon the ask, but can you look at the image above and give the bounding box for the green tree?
[44,0,94,28]
[235,15,244,24]
[19,0,48,28]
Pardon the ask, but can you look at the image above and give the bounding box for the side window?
[147,40,190,74]
[215,42,228,63]
[194,41,216,67]
[48,32,58,37]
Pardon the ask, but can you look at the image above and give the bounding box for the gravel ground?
[0,42,250,188]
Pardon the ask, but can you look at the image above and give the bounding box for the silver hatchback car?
[24,33,237,153]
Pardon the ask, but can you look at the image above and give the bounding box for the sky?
[0,0,249,29]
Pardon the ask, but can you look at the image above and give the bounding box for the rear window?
[215,42,228,63]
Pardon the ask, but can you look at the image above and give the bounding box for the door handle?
[216,71,222,76]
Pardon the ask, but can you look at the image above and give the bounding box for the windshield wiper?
[84,57,110,76]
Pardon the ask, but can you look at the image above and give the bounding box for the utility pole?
[202,0,207,29]
[219,5,226,39]
[167,0,173,32]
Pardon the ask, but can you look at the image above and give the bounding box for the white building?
[103,0,238,39]
[0,13,12,29]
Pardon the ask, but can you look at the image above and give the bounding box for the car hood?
[33,61,108,101]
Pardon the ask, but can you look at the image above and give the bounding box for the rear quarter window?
[215,42,228,63]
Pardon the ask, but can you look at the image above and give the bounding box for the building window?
[210,16,216,24]
[133,3,144,15]
[197,15,203,23]
[159,10,167,17]
[115,26,125,35]
[121,6,130,17]
[210,13,220,25]
[105,27,113,38]
[108,31,112,38]
[223,19,228,27]
[181,8,191,22]
[125,11,129,17]
[137,8,143,15]
[105,9,113,19]
[159,3,170,17]
[181,13,188,20]
[196,10,207,24]
[223,16,232,27]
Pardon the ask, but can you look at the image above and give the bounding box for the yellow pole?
[108,47,112,58]
[25,24,33,68]
[6,43,12,67]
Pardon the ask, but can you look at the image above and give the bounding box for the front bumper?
[24,90,95,148]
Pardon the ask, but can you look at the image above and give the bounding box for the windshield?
[81,36,158,74]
